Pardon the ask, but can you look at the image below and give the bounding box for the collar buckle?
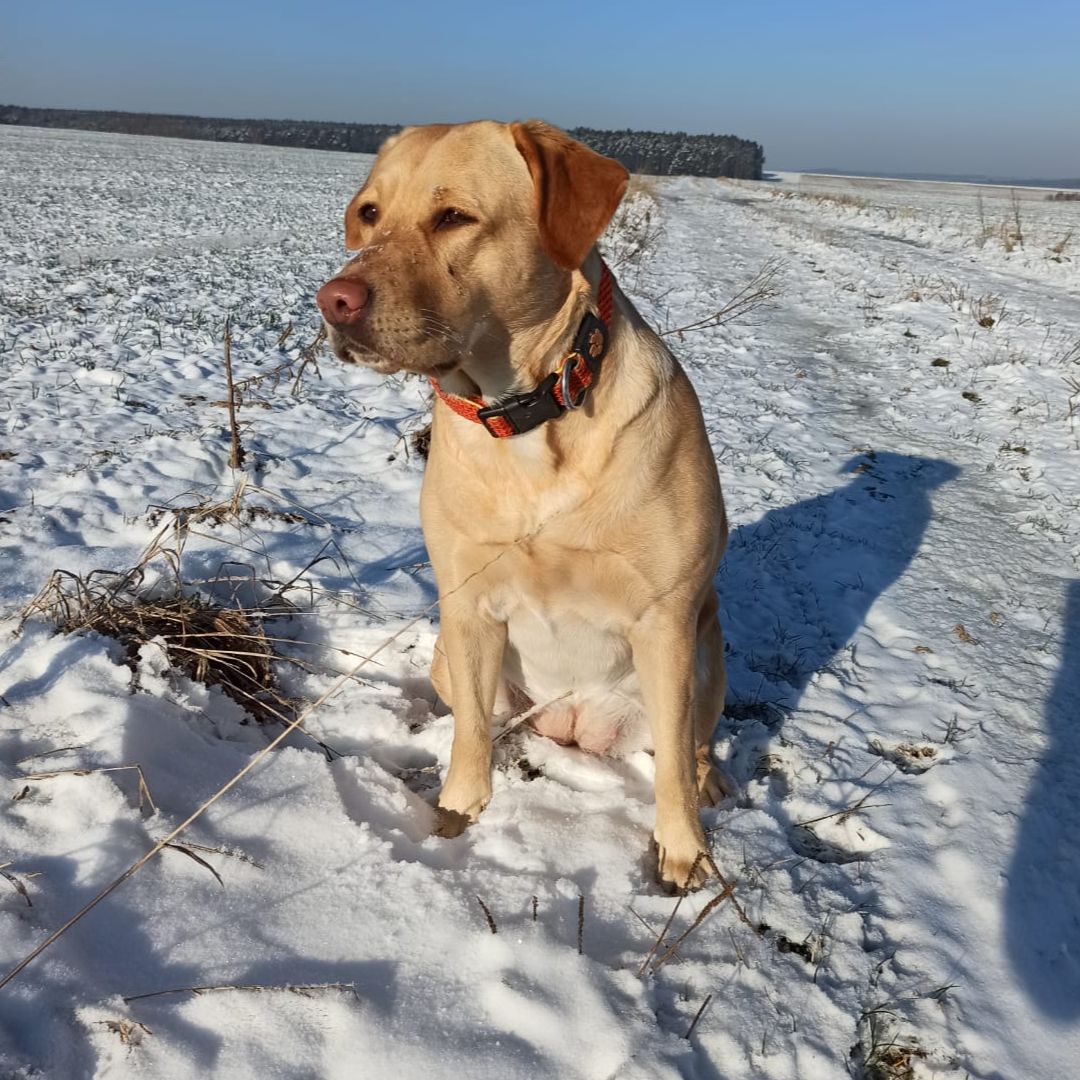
[476,372,562,437]
[433,261,614,439]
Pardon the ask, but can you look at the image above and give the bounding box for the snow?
[2,124,1080,1078]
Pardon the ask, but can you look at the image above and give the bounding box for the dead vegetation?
[0,862,38,907]
[896,271,1007,327]
[19,764,157,812]
[868,739,939,774]
[662,257,784,339]
[772,189,869,210]
[222,323,326,406]
[16,476,375,745]
[1049,230,1073,259]
[14,317,343,741]
[94,1018,152,1048]
[634,851,760,977]
[1066,370,1080,447]
[601,174,664,283]
[123,982,359,1004]
[475,895,498,934]
[223,318,245,470]
[24,570,283,725]
[850,1010,929,1080]
[975,189,1025,252]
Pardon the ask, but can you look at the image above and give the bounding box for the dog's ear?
[511,120,629,271]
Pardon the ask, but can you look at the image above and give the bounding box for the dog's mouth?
[328,332,401,374]
[324,323,461,379]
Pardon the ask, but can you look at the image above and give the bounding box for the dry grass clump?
[602,175,664,277]
[773,189,868,210]
[410,419,432,461]
[849,997,943,1080]
[975,190,1027,251]
[896,271,1007,326]
[94,1018,152,1047]
[1049,230,1073,259]
[857,1042,926,1080]
[25,569,285,723]
[850,1013,927,1080]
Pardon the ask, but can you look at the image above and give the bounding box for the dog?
[316,120,729,889]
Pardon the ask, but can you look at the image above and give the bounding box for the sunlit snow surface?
[2,126,1079,1078]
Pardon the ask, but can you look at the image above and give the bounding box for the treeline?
[572,126,763,181]
[0,105,764,180]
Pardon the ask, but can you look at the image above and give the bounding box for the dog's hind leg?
[694,598,737,806]
[432,631,516,715]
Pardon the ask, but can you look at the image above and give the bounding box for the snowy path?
[1,127,1078,1078]
[651,177,1080,1077]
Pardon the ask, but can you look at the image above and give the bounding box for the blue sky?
[2,0,1078,177]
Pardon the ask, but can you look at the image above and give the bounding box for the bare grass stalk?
[684,993,713,1040]
[20,765,157,813]
[0,863,36,908]
[222,319,245,470]
[662,258,783,339]
[650,881,737,972]
[476,895,498,934]
[123,982,358,1004]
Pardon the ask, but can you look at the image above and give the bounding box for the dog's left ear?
[511,120,629,271]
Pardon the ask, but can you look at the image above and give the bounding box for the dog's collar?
[430,261,614,438]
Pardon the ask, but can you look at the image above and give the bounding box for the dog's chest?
[493,586,635,696]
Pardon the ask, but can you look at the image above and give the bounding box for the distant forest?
[0,105,765,180]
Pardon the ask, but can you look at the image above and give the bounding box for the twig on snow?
[684,993,713,1039]
[123,981,358,1004]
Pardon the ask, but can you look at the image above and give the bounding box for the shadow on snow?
[718,450,959,720]
[1004,579,1080,1019]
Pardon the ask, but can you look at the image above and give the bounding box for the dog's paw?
[698,760,737,807]
[652,835,713,893]
[433,782,490,838]
[433,805,474,838]
[696,746,737,807]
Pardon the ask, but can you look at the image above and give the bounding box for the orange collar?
[431,262,614,438]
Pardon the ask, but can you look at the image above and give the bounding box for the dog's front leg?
[631,607,711,890]
[434,603,507,838]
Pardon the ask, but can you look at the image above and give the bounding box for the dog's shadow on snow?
[1004,579,1080,1019]
[718,450,960,727]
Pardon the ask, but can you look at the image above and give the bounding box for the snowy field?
[1,125,1079,1078]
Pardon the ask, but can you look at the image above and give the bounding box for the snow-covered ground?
[1,125,1079,1079]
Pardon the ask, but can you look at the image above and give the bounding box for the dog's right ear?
[511,120,629,271]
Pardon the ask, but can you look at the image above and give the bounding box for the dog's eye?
[357,203,378,224]
[435,208,475,230]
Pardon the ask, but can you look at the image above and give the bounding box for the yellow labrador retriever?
[316,121,729,889]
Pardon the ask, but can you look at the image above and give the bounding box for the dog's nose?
[316,277,370,326]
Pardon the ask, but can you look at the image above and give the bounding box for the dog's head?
[316,121,628,376]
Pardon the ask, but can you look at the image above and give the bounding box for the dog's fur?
[319,121,729,888]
